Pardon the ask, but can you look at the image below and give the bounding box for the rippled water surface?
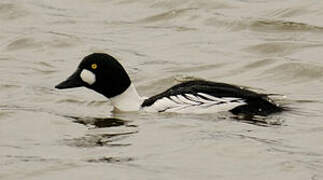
[1,0,323,179]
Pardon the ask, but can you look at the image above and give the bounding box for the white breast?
[142,93,246,114]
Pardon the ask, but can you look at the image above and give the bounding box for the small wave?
[263,62,323,82]
[244,42,323,56]
[249,20,323,32]
[0,84,21,90]
[205,17,323,32]
[0,111,13,118]
[5,29,81,51]
[6,38,41,51]
[56,98,88,104]
[147,0,233,9]
[243,58,278,69]
[262,6,310,19]
[138,8,195,23]
[30,68,57,75]
[0,3,28,20]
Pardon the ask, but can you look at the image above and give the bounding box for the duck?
[55,53,284,116]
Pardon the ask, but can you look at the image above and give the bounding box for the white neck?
[109,84,143,112]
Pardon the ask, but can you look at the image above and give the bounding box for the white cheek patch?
[80,69,96,85]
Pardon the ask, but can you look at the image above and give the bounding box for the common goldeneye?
[55,53,283,116]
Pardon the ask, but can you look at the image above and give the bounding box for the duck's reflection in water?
[232,114,284,127]
[69,116,137,128]
[63,115,138,148]
[87,156,134,163]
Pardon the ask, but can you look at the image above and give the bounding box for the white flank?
[110,84,143,112]
[80,69,96,85]
[142,93,246,114]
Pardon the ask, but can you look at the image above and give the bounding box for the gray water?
[1,0,323,179]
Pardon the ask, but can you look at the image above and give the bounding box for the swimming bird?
[55,53,283,116]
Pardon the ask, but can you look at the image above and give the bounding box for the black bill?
[55,68,85,89]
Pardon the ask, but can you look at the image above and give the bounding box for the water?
[1,0,323,179]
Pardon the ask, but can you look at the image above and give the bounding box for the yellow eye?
[91,64,97,69]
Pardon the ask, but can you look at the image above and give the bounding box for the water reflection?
[63,115,138,148]
[66,115,137,128]
[87,156,134,163]
[233,114,284,127]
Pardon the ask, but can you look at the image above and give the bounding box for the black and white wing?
[142,92,245,113]
[141,80,283,115]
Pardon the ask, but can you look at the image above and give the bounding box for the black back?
[142,80,283,116]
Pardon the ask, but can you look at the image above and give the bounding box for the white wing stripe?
[185,94,202,102]
[143,93,247,113]
[177,95,200,105]
[169,96,184,104]
[195,95,214,104]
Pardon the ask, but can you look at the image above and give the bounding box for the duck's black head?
[55,53,131,98]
